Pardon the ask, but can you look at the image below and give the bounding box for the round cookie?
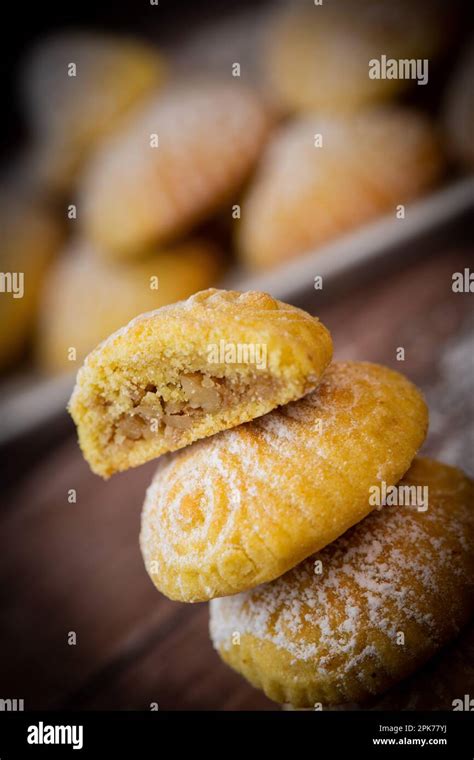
[38,239,223,374]
[237,108,443,270]
[444,40,474,169]
[210,458,474,707]
[21,33,165,194]
[140,361,428,602]
[79,82,271,258]
[264,0,451,115]
[69,289,333,478]
[0,190,63,371]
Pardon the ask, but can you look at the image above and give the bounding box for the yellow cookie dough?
[238,108,443,270]
[210,458,474,707]
[79,82,271,258]
[140,361,427,602]
[38,239,223,374]
[0,190,63,370]
[264,0,450,115]
[69,289,333,478]
[22,32,165,194]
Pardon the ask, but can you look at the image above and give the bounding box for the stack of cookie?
[69,288,474,708]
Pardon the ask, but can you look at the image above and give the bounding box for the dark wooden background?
[1,213,474,710]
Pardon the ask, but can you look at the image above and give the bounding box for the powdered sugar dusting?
[140,361,428,600]
[210,459,474,680]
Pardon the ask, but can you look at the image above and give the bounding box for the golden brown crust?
[237,108,443,270]
[79,82,271,257]
[69,289,333,477]
[140,361,428,602]
[210,458,474,707]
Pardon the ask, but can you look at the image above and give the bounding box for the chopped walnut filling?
[180,373,221,412]
[114,372,228,444]
[112,371,277,445]
[116,414,153,441]
[163,414,194,430]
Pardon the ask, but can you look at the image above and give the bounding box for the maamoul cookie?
[79,82,271,258]
[38,239,222,374]
[238,108,443,270]
[210,457,474,707]
[21,33,165,194]
[0,190,63,370]
[444,41,474,169]
[69,289,332,477]
[264,0,450,114]
[140,361,428,602]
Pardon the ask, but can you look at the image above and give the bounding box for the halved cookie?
[69,289,333,477]
[209,458,474,707]
[140,361,428,602]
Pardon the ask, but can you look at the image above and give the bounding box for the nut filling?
[112,371,277,445]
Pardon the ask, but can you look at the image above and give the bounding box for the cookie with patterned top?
[210,458,474,707]
[80,82,271,258]
[69,289,333,478]
[139,361,428,602]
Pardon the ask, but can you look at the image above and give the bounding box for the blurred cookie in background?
[237,107,444,271]
[0,187,64,371]
[21,33,166,196]
[79,81,272,259]
[37,238,223,373]
[263,0,453,115]
[444,40,474,170]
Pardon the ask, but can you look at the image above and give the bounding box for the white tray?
[227,175,474,298]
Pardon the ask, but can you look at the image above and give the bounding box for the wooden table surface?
[1,227,474,711]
